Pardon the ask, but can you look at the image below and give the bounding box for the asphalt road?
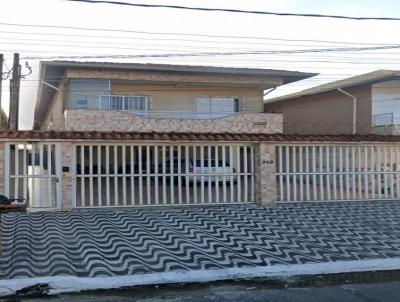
[18,280,400,302]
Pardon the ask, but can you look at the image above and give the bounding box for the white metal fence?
[4,143,62,209]
[276,145,400,202]
[73,143,255,207]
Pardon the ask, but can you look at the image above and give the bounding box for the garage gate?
[72,143,256,207]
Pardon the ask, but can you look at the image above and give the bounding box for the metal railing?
[373,113,400,126]
[276,145,400,203]
[124,111,239,120]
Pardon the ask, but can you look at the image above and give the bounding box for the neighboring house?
[264,70,400,135]
[34,61,315,133]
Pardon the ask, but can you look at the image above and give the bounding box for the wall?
[111,83,263,113]
[64,81,263,113]
[264,84,372,135]
[66,79,109,110]
[64,109,283,133]
[373,125,400,135]
[41,78,68,130]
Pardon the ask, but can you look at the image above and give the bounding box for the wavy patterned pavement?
[1,201,400,279]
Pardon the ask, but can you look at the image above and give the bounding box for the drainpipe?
[337,88,357,135]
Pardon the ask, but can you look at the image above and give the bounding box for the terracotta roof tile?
[0,130,399,142]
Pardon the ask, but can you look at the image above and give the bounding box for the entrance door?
[4,143,62,210]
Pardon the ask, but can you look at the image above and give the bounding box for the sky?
[1,0,400,129]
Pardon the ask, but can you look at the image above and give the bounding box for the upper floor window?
[99,95,149,112]
[75,96,88,108]
[195,97,239,117]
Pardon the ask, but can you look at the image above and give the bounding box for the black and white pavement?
[1,201,400,280]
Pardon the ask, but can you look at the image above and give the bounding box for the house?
[264,70,400,135]
[34,61,315,133]
[16,61,316,210]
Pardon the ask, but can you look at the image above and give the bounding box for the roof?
[1,130,400,142]
[266,70,400,104]
[34,61,316,126]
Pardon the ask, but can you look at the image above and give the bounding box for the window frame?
[99,95,150,112]
[195,96,241,114]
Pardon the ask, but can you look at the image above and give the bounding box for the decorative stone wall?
[255,143,277,206]
[62,109,283,134]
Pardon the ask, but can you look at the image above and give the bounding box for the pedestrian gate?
[4,143,62,209]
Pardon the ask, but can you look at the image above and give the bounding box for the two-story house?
[34,61,315,133]
[264,70,400,135]
[28,61,315,209]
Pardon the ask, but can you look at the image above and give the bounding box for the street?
[20,280,400,302]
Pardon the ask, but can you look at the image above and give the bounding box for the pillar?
[61,142,74,210]
[255,142,277,205]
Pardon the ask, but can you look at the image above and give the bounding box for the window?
[75,96,88,108]
[99,95,149,112]
[125,96,148,111]
[195,97,239,116]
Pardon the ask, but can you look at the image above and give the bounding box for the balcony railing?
[373,113,400,126]
[127,111,238,120]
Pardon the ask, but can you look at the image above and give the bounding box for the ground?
[17,280,400,302]
[1,201,400,295]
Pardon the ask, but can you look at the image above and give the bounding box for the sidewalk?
[1,201,400,295]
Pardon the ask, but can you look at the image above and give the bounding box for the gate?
[276,144,400,202]
[4,142,62,209]
[72,143,255,207]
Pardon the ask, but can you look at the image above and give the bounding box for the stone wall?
[62,109,283,134]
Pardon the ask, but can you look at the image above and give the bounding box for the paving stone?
[1,201,400,279]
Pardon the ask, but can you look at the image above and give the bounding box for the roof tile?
[0,130,399,142]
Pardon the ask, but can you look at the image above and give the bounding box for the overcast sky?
[1,0,400,129]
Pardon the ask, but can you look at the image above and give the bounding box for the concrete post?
[61,142,74,210]
[255,142,277,205]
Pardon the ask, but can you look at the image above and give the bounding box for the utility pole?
[0,53,3,128]
[9,53,20,130]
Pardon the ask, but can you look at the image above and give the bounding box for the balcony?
[373,113,400,135]
[62,109,283,134]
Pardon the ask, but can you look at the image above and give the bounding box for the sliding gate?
[4,142,62,209]
[73,143,255,207]
[276,144,400,202]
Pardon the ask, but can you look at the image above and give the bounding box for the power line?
[0,22,398,46]
[0,29,396,47]
[21,44,400,60]
[64,0,400,21]
[2,36,392,51]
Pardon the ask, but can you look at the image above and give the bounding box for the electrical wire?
[0,22,397,45]
[21,44,400,60]
[64,0,400,21]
